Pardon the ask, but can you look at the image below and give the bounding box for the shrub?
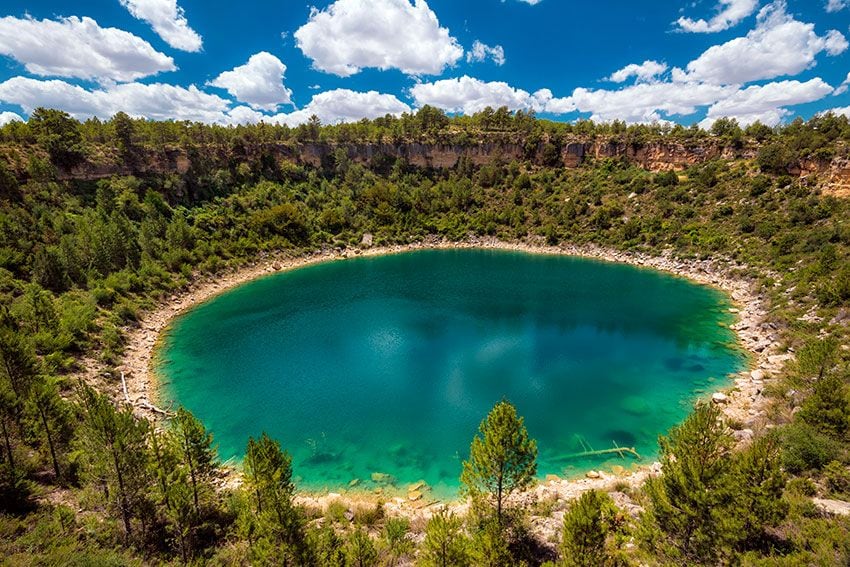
[781,422,841,474]
[824,461,850,496]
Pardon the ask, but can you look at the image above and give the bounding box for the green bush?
[824,461,850,496]
[781,422,841,474]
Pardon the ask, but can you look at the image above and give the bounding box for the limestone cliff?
[4,135,848,196]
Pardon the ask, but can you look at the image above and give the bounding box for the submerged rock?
[371,472,396,485]
[620,396,651,416]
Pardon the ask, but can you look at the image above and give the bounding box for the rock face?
[1,135,841,195]
[5,137,847,198]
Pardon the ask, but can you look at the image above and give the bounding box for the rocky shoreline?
[113,237,788,524]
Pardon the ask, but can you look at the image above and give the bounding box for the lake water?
[157,249,746,497]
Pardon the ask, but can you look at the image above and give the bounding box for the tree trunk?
[497,477,503,525]
[111,443,132,544]
[37,403,60,479]
[0,416,15,479]
[185,441,199,516]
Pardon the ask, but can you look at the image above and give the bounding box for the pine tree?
[461,400,537,525]
[243,432,306,562]
[171,407,217,515]
[420,509,471,567]
[382,516,412,566]
[560,490,616,567]
[729,435,788,553]
[642,402,735,563]
[26,377,69,479]
[77,384,151,544]
[345,527,378,567]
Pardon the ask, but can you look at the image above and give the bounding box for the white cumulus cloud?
[466,40,506,66]
[676,0,758,33]
[410,75,552,114]
[0,76,412,126]
[677,1,848,85]
[0,111,23,126]
[294,0,463,76]
[0,76,233,123]
[607,60,668,83]
[826,105,850,117]
[270,89,411,126]
[552,81,735,123]
[0,15,175,83]
[119,0,202,52]
[835,72,850,95]
[701,78,835,127]
[209,52,293,111]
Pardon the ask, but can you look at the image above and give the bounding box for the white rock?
[712,392,729,404]
[751,369,765,381]
[813,498,850,516]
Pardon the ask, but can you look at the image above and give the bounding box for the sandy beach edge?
[109,237,786,521]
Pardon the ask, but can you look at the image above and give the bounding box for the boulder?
[712,392,729,404]
[813,498,850,516]
[371,472,396,485]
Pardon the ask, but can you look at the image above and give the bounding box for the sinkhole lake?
[157,249,746,497]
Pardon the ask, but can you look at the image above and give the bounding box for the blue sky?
[0,0,847,127]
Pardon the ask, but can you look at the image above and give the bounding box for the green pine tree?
[418,508,471,567]
[642,402,735,563]
[461,400,537,525]
[76,384,151,544]
[560,489,617,567]
[171,406,217,515]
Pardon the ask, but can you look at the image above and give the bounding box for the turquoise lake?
[157,249,746,497]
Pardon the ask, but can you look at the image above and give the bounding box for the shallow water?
[158,249,746,497]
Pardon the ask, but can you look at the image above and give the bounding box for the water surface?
[158,249,745,497]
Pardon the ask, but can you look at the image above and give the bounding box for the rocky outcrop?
[799,155,850,198]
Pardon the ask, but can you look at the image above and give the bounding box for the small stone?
[408,490,422,501]
[545,474,560,483]
[611,465,626,476]
[751,369,765,381]
[586,470,601,479]
[733,429,754,443]
[348,479,360,487]
[712,392,729,404]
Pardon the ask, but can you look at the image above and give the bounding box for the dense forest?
[1,106,849,565]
